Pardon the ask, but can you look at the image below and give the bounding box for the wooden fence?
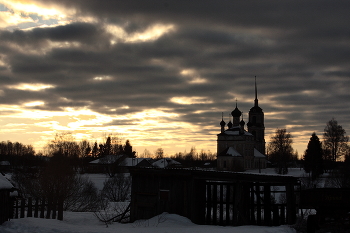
[12,197,64,220]
[204,182,292,226]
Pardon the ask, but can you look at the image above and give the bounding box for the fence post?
[34,199,39,218]
[46,198,52,219]
[250,184,255,224]
[40,198,45,218]
[27,197,32,217]
[225,184,231,225]
[256,183,261,225]
[263,184,271,226]
[20,198,25,218]
[57,198,63,221]
[212,184,217,225]
[206,183,212,224]
[52,199,57,219]
[219,184,223,225]
[286,183,296,224]
[14,199,19,219]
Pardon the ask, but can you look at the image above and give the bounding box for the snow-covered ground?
[245,167,306,177]
[0,212,296,233]
[1,168,307,233]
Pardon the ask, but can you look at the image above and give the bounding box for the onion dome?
[239,112,245,126]
[220,112,226,126]
[240,119,245,126]
[227,121,233,129]
[231,101,242,117]
[220,119,226,126]
[231,107,242,117]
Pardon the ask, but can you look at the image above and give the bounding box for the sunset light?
[0,0,349,159]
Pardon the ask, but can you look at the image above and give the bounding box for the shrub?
[101,173,131,202]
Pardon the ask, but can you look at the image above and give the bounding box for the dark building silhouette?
[217,77,266,171]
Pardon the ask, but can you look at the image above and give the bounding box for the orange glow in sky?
[1,0,348,158]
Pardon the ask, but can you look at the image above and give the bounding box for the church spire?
[254,76,258,107]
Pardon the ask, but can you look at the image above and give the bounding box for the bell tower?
[247,76,265,154]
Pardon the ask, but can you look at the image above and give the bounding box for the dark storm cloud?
[0,22,110,45]
[1,0,350,149]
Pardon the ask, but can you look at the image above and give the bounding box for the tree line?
[3,117,347,177]
[0,141,36,169]
[267,118,349,181]
[45,133,136,159]
[0,132,217,173]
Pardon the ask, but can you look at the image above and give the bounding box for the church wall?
[217,135,255,157]
[217,156,244,171]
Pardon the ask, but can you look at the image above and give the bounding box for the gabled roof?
[89,154,124,164]
[254,148,266,158]
[152,158,181,168]
[122,158,153,166]
[218,147,242,157]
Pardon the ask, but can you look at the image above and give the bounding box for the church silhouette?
[217,77,266,171]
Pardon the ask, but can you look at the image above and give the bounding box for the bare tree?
[142,149,152,158]
[101,173,131,202]
[14,152,100,211]
[268,129,294,174]
[323,118,348,162]
[154,148,164,159]
[79,140,91,158]
[46,132,80,158]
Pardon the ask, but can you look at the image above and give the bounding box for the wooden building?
[130,168,299,226]
[0,174,14,224]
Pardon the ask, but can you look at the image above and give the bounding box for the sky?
[0,0,349,157]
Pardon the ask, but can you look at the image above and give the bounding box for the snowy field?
[0,212,296,233]
[1,168,308,233]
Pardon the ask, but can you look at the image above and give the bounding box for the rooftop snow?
[0,174,13,190]
[226,147,242,157]
[223,127,252,136]
[254,148,266,158]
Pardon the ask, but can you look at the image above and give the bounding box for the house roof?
[89,154,124,164]
[0,174,13,190]
[122,158,152,166]
[152,158,181,168]
[254,148,266,158]
[218,147,242,157]
[222,126,253,136]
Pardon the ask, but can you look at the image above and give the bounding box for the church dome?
[231,107,241,117]
[240,119,245,126]
[227,121,233,128]
[220,119,226,126]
